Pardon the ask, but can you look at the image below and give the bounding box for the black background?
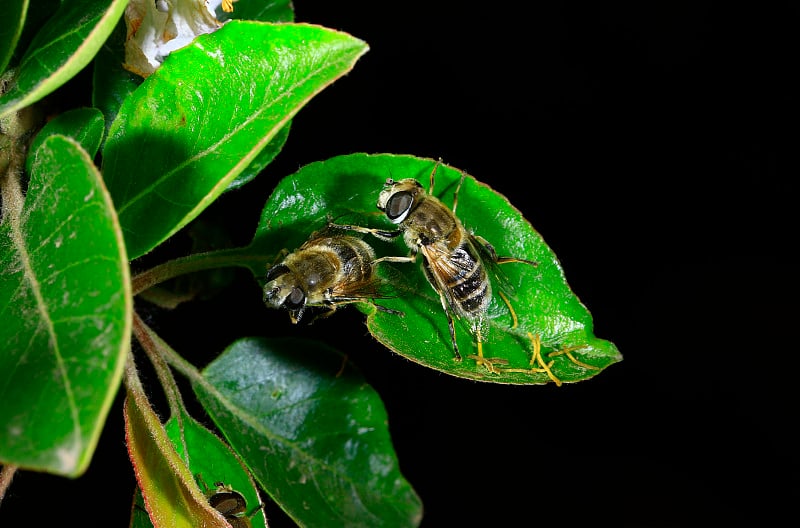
[2,2,797,527]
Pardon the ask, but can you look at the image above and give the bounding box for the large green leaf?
[101,21,369,259]
[0,0,27,75]
[0,0,129,118]
[216,0,297,192]
[246,153,622,385]
[0,134,131,475]
[193,337,423,528]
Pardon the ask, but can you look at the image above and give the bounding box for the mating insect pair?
[263,160,540,374]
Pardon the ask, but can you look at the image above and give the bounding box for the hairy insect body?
[335,166,537,371]
[263,229,394,324]
[377,177,497,362]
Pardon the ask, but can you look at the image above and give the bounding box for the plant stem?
[132,311,186,418]
[131,247,271,295]
[0,464,17,507]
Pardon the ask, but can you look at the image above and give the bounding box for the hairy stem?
[131,247,271,295]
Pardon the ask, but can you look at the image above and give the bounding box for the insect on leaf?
[247,153,622,386]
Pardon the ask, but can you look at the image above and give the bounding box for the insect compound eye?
[283,286,306,309]
[209,491,247,516]
[385,191,413,224]
[265,264,290,283]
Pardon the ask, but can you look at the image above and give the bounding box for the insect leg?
[547,343,601,371]
[328,222,403,242]
[472,233,539,267]
[428,157,444,195]
[371,254,416,265]
[493,333,560,383]
[495,256,539,267]
[451,170,466,216]
[435,288,462,361]
[269,247,290,267]
[373,302,405,316]
[497,290,519,329]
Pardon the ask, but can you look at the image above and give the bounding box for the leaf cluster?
[0,1,620,526]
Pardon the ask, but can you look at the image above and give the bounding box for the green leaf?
[101,21,369,259]
[130,406,266,528]
[0,0,129,118]
[225,122,291,191]
[220,0,295,192]
[0,134,131,476]
[247,153,622,385]
[10,0,61,68]
[165,410,267,528]
[193,337,423,528]
[25,107,105,174]
[123,388,230,528]
[0,0,28,74]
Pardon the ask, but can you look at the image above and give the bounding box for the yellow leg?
[547,344,600,370]
[497,290,519,329]
[495,332,562,386]
[465,326,508,374]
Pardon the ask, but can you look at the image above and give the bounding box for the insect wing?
[419,242,476,319]
[468,233,521,300]
[328,273,395,303]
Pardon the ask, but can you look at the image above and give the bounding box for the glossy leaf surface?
[247,153,622,385]
[193,337,423,527]
[101,21,369,259]
[0,0,129,117]
[0,135,130,475]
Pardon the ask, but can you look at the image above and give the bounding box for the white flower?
[123,0,231,78]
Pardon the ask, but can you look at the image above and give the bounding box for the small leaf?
[0,135,131,475]
[123,388,229,528]
[0,0,129,118]
[0,0,28,74]
[247,153,622,385]
[101,21,369,259]
[25,107,105,174]
[193,337,423,528]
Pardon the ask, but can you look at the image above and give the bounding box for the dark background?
[2,2,797,527]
